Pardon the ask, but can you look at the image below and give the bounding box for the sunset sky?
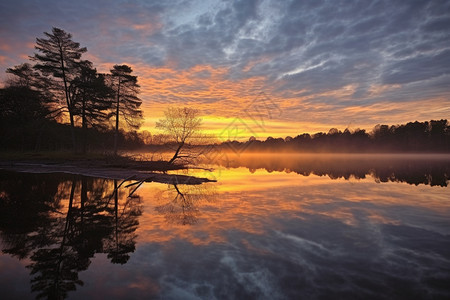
[1,0,449,140]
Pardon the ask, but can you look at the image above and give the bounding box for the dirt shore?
[0,156,215,185]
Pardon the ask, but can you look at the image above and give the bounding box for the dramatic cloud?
[1,0,449,137]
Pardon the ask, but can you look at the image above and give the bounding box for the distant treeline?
[219,119,450,153]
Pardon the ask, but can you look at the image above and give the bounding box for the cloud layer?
[1,0,449,136]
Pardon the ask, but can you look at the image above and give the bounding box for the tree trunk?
[34,121,46,152]
[114,180,119,257]
[169,141,184,164]
[69,113,76,152]
[81,178,87,226]
[59,46,77,152]
[56,180,75,289]
[114,78,121,156]
[81,94,87,154]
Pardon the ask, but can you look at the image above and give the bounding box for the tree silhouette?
[0,173,144,299]
[104,180,142,264]
[27,181,82,299]
[26,177,143,298]
[0,28,152,152]
[213,153,450,187]
[71,61,114,153]
[0,172,64,259]
[2,62,78,152]
[31,27,87,151]
[156,107,203,163]
[110,64,143,155]
[0,85,51,150]
[218,119,449,153]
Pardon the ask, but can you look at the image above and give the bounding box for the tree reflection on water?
[0,172,142,299]
[154,183,216,226]
[212,153,450,187]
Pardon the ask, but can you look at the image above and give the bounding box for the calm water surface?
[0,154,449,299]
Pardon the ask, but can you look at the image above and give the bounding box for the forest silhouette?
[1,27,144,153]
[217,120,450,153]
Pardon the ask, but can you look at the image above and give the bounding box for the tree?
[2,63,61,150]
[71,61,114,153]
[6,63,39,88]
[156,107,203,164]
[110,65,143,155]
[0,86,51,150]
[6,63,59,117]
[0,174,143,298]
[139,130,153,145]
[31,27,87,151]
[104,180,142,264]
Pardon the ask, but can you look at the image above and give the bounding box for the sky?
[1,0,449,140]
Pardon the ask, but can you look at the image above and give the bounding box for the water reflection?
[1,154,450,299]
[154,184,216,225]
[0,171,142,299]
[210,153,450,186]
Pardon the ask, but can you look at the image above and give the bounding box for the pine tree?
[110,65,143,155]
[71,61,114,153]
[31,27,87,151]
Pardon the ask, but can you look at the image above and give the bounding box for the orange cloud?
[0,44,12,51]
[131,64,337,139]
[133,64,273,134]
[116,16,163,36]
[368,83,402,97]
[41,48,450,139]
[131,63,450,138]
[132,22,163,33]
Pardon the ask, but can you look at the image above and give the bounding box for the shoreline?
[0,154,215,185]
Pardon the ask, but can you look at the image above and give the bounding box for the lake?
[1,154,449,299]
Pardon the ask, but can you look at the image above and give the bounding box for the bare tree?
[156,107,203,164]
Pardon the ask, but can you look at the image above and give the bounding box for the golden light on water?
[133,161,450,246]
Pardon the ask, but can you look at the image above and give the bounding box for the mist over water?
[200,152,450,186]
[1,153,449,299]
